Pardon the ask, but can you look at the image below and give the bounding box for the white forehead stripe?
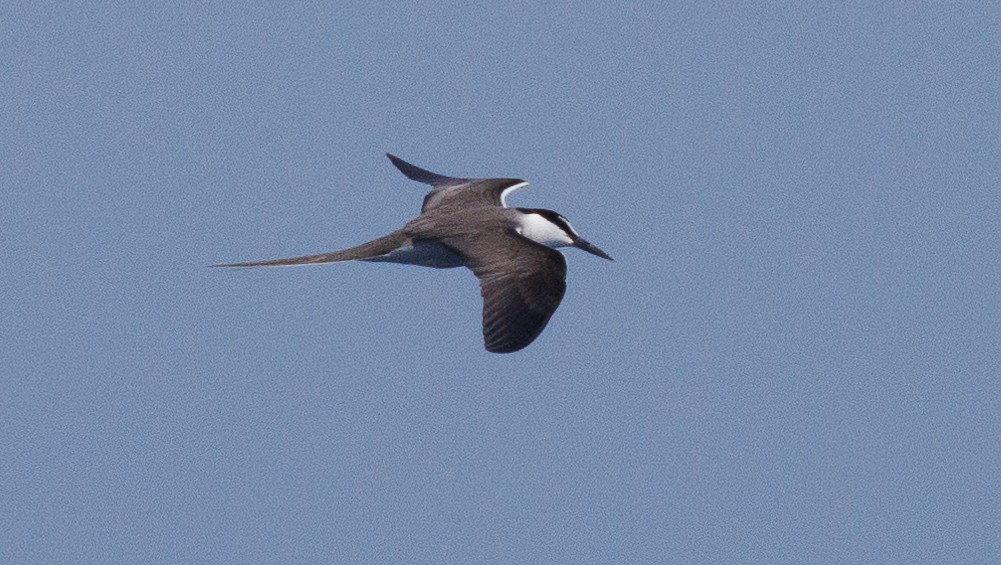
[499,181,528,207]
[559,217,580,237]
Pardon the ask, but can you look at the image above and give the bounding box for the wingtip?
[385,152,412,170]
[384,152,461,186]
[484,341,528,354]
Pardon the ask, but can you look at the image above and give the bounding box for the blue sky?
[3,2,999,563]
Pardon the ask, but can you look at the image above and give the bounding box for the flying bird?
[214,154,612,353]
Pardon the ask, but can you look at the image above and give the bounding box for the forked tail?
[211,231,408,268]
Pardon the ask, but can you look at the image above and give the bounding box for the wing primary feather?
[454,234,568,354]
[386,153,463,186]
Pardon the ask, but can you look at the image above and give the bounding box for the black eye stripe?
[519,208,575,235]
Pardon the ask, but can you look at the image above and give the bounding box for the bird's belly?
[361,240,464,269]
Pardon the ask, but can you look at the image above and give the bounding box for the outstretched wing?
[478,252,567,353]
[437,229,567,353]
[386,153,466,187]
[386,153,528,211]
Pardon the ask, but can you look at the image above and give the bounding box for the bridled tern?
[214,154,612,353]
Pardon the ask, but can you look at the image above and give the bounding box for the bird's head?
[516,208,613,260]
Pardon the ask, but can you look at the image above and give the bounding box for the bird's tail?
[211,231,408,268]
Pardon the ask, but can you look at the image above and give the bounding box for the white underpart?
[517,213,574,248]
[362,240,464,269]
[499,181,529,207]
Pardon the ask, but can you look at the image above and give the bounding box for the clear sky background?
[3,2,999,563]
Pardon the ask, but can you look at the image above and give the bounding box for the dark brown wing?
[386,154,526,211]
[420,178,527,211]
[479,253,567,352]
[211,231,407,267]
[440,229,567,353]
